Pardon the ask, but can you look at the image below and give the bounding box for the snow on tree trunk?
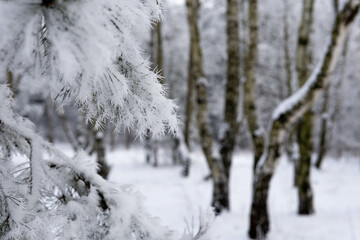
[248,2,360,238]
[316,31,350,169]
[315,82,331,169]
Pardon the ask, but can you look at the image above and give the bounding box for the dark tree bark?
[109,124,116,151]
[196,80,229,214]
[219,0,241,180]
[283,0,292,97]
[297,111,314,214]
[334,0,339,13]
[172,132,191,176]
[93,129,110,179]
[6,69,20,97]
[281,1,299,184]
[295,0,315,215]
[184,0,201,149]
[186,0,229,213]
[55,107,80,151]
[145,20,163,166]
[315,0,349,169]
[244,0,265,172]
[248,2,359,238]
[125,129,132,149]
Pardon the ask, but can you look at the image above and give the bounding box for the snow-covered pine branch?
[0,83,175,238]
[0,83,210,239]
[0,0,177,137]
[0,0,214,239]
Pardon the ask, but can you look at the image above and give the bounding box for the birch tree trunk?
[248,2,359,238]
[186,0,229,213]
[172,131,191,176]
[283,0,292,97]
[295,0,315,215]
[332,32,349,158]
[184,0,199,149]
[315,88,330,169]
[197,80,229,213]
[55,107,80,151]
[282,0,300,182]
[6,69,19,97]
[92,129,110,179]
[145,20,163,166]
[244,0,265,171]
[315,0,349,169]
[219,0,241,179]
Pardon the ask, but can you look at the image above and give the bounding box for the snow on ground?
[58,144,360,239]
[105,146,360,240]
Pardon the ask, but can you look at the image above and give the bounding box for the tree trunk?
[244,0,264,171]
[296,0,314,86]
[282,1,300,171]
[5,68,20,97]
[333,0,339,13]
[315,84,330,169]
[295,0,315,187]
[283,0,292,97]
[219,0,241,179]
[316,27,350,169]
[109,124,116,151]
[93,129,110,179]
[196,80,229,214]
[297,111,314,214]
[184,0,201,149]
[153,20,163,168]
[145,20,163,165]
[186,0,229,213]
[282,0,300,183]
[172,132,191,177]
[156,21,164,84]
[249,3,359,238]
[249,172,271,239]
[56,107,80,151]
[295,0,315,214]
[249,120,283,239]
[125,129,132,149]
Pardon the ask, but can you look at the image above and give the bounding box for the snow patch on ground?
[106,147,360,240]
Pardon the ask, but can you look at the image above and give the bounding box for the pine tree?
[0,0,213,239]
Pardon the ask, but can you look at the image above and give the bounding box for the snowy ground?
[58,144,360,239]
[104,146,360,240]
